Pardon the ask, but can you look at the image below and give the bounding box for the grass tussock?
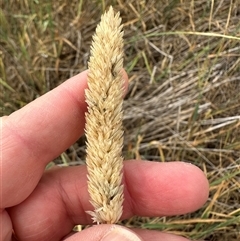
[1,0,240,240]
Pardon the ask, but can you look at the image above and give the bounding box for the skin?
[1,70,209,241]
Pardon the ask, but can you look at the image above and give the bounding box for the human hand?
[1,70,209,241]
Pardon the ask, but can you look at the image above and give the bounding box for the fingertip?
[65,68,128,97]
[121,69,129,92]
[123,161,209,217]
[180,162,209,207]
[63,225,142,241]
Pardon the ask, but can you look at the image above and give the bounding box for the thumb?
[63,224,143,241]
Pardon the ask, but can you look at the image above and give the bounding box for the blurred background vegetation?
[1,0,240,240]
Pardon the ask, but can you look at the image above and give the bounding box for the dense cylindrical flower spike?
[85,6,124,224]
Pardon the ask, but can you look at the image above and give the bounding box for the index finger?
[1,70,128,208]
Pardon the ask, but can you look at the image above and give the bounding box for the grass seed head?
[85,6,124,224]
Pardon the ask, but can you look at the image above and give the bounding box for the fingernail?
[101,226,142,241]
